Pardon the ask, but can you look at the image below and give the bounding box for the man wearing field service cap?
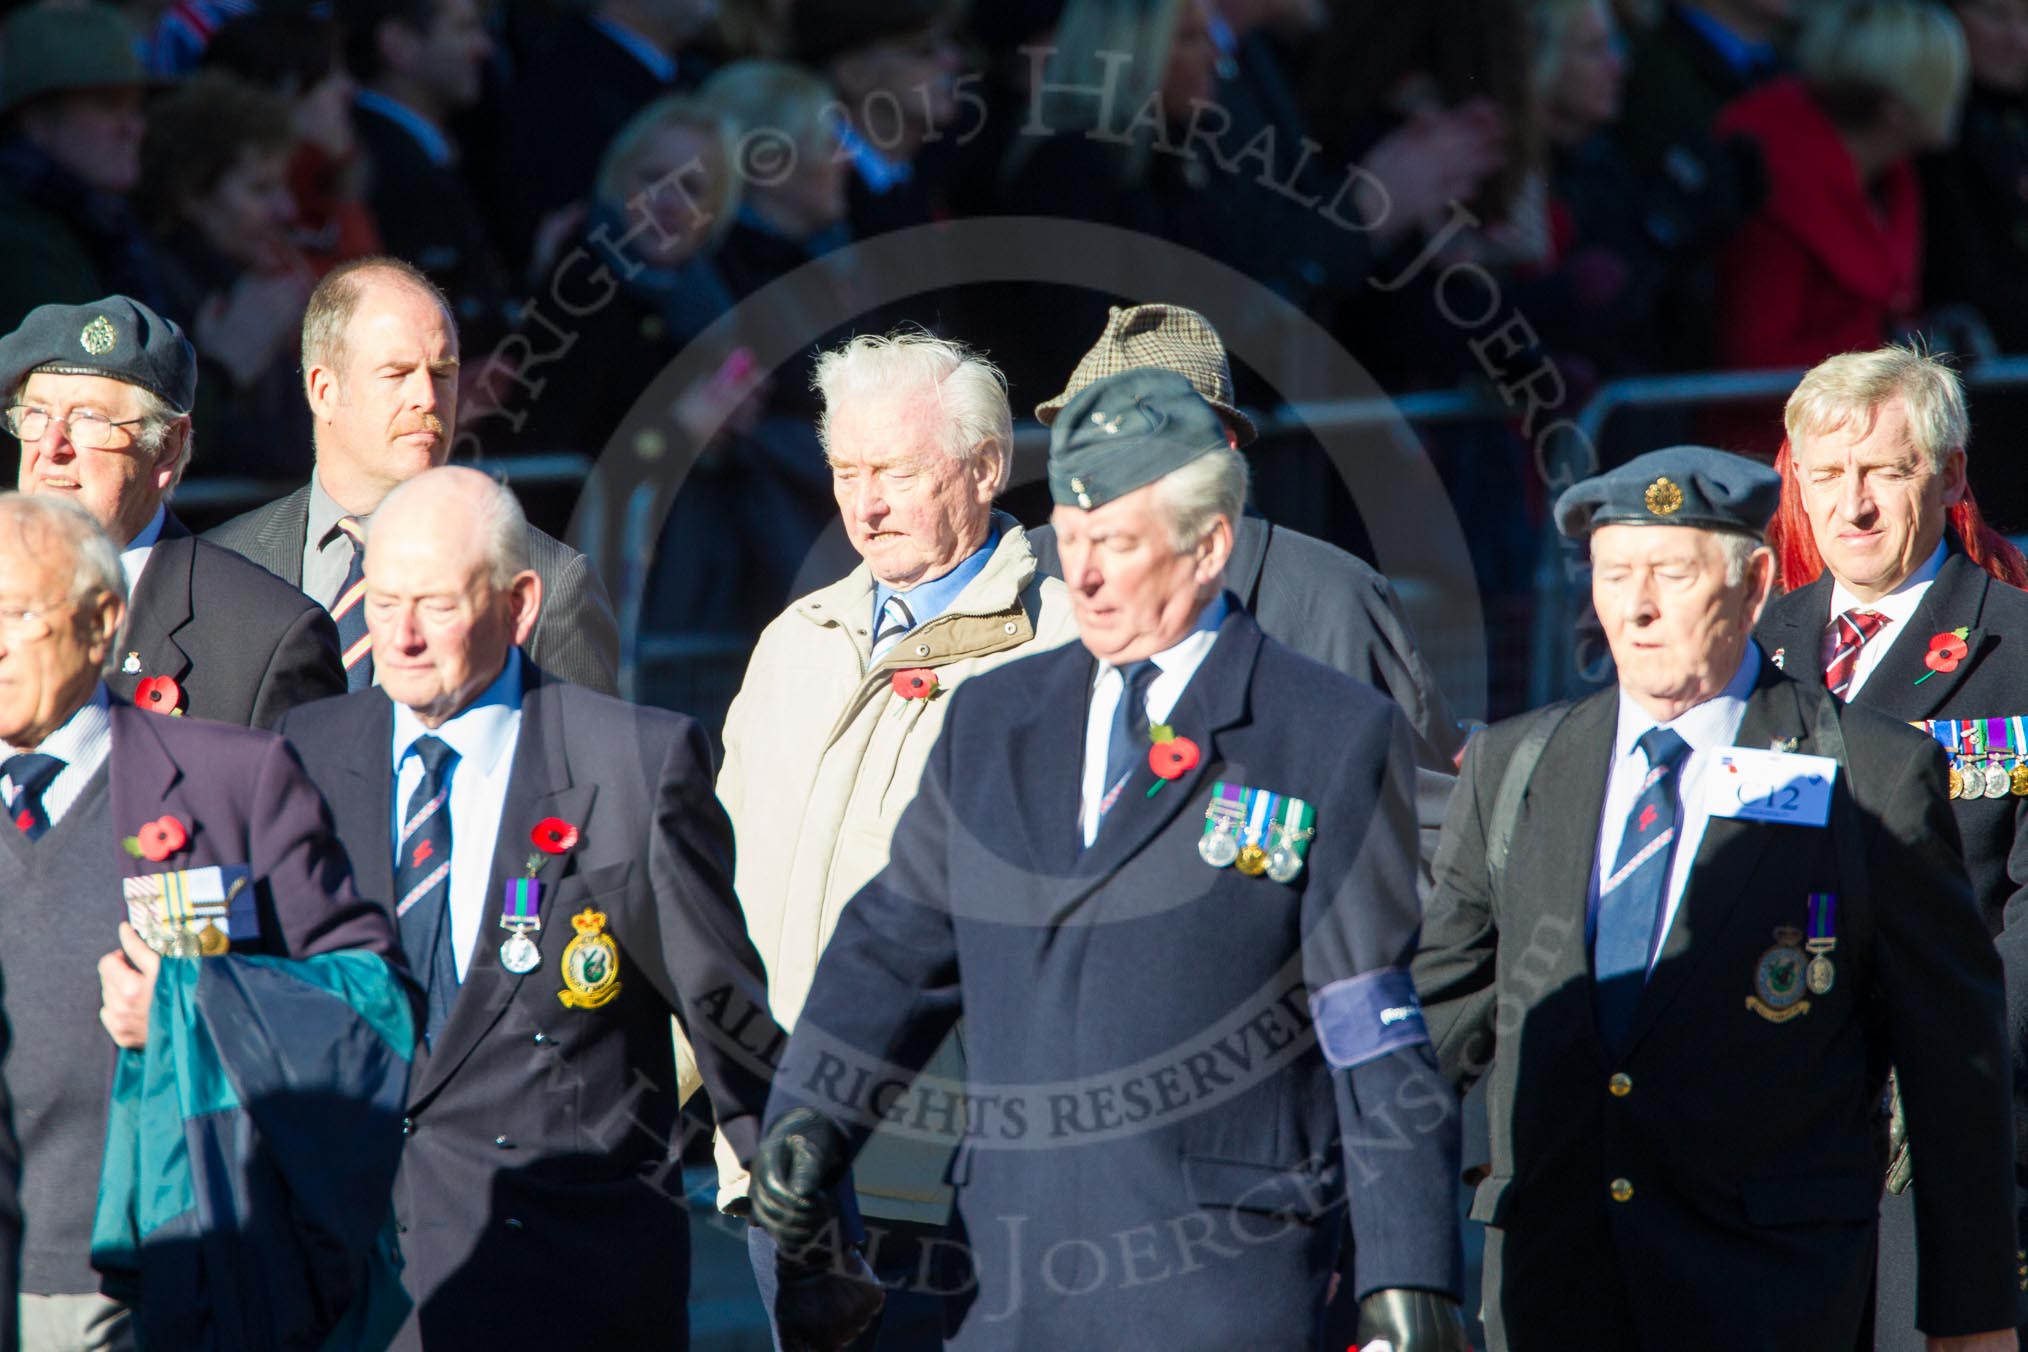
[750,367,1468,1351]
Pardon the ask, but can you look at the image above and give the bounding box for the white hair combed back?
[1716,532,1768,588]
[1785,344,1969,474]
[1156,445,1248,552]
[373,470,530,588]
[812,331,1015,494]
[0,492,124,603]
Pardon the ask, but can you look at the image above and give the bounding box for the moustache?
[395,413,447,440]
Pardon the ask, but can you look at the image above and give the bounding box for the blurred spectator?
[1713,0,1969,405]
[1921,0,2028,351]
[139,73,315,480]
[790,0,961,240]
[143,0,255,76]
[0,0,161,333]
[501,0,719,275]
[337,0,513,350]
[704,61,850,302]
[1617,2,1792,172]
[203,12,382,276]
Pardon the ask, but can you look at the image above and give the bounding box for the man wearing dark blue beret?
[746,367,1470,1350]
[1413,447,2019,1349]
[0,295,345,729]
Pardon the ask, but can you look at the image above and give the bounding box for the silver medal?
[1961,760,1987,799]
[499,928,542,974]
[1198,827,1239,868]
[1986,762,2012,798]
[1265,845,1304,884]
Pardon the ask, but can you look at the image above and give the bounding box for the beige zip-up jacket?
[715,518,1078,1221]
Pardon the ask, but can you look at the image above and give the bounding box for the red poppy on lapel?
[532,817,580,854]
[135,675,184,715]
[1915,628,1971,684]
[131,815,188,862]
[891,668,940,700]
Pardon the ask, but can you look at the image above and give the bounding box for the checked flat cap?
[1048,369,1228,511]
[1036,303,1256,446]
[1555,446,1780,540]
[0,296,197,414]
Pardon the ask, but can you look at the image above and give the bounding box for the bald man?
[277,467,785,1350]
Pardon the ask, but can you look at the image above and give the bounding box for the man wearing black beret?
[748,367,1470,1351]
[0,295,344,729]
[1413,447,2019,1349]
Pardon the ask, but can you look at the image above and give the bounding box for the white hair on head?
[0,492,127,669]
[1784,343,1968,475]
[812,330,1014,494]
[1715,530,1769,588]
[1156,445,1248,552]
[372,469,529,588]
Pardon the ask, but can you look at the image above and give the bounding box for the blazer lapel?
[336,697,397,912]
[1621,665,1800,1056]
[1758,574,1832,686]
[106,700,183,859]
[1226,514,1271,611]
[260,486,312,588]
[111,524,195,702]
[1049,606,1260,925]
[1852,551,1991,721]
[409,669,596,1105]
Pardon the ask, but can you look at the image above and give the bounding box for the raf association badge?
[558,908,622,1009]
[1747,926,1812,1023]
[1644,476,1684,517]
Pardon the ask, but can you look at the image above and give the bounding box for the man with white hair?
[0,491,402,1351]
[278,466,789,1351]
[747,368,1468,1350]
[0,295,345,728]
[1756,345,2028,1349]
[716,330,1077,1341]
[1416,446,2016,1349]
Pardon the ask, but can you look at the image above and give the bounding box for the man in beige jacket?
[717,331,1076,1347]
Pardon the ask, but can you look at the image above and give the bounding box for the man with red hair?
[1755,342,2028,1349]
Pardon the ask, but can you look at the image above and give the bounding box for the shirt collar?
[4,682,109,763]
[1827,538,1947,629]
[391,648,524,776]
[1614,638,1761,762]
[1674,3,1777,76]
[832,117,912,194]
[126,505,166,553]
[873,520,1002,630]
[588,15,677,83]
[119,505,166,594]
[355,90,453,168]
[1097,592,1231,684]
[309,471,359,551]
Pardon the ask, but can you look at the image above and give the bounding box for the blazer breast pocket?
[1181,1153,1337,1223]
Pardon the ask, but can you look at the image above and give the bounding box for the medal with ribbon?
[1198,782,1244,867]
[2013,716,2028,796]
[1199,783,1317,884]
[499,876,543,974]
[1805,891,1837,995]
[1984,718,2012,798]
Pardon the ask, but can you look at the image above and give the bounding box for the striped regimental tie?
[395,735,459,1043]
[332,515,373,690]
[1824,608,1887,701]
[870,594,916,665]
[1593,726,1691,1051]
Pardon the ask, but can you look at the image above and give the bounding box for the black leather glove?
[774,1241,886,1352]
[1355,1288,1470,1352]
[750,1108,851,1253]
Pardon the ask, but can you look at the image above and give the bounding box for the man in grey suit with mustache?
[206,257,620,696]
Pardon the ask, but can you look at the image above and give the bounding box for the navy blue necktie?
[395,736,459,1044]
[1099,661,1161,830]
[331,516,372,691]
[1594,727,1692,1050]
[3,753,62,841]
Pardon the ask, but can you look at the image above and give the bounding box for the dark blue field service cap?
[1047,368,1230,510]
[0,296,198,415]
[1556,446,1781,540]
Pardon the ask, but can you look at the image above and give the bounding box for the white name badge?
[1705,748,1837,827]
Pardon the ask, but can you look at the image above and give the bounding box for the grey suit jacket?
[206,484,621,695]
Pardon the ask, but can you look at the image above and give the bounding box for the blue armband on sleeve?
[1309,967,1429,1070]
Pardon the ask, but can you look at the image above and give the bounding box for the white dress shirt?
[118,506,166,597]
[1591,641,1761,969]
[390,651,525,979]
[1822,539,1946,699]
[1079,595,1228,848]
[1,683,111,825]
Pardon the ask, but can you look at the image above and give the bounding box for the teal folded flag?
[92,951,416,1351]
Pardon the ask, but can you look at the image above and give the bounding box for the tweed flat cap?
[0,296,198,414]
[1048,369,1228,511]
[1036,303,1257,447]
[1555,446,1780,540]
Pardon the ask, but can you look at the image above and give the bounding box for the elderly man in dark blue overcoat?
[746,368,1468,1351]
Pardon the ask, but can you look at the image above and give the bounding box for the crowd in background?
[4,0,2027,718]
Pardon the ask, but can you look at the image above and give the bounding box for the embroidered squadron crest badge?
[1747,926,1811,1023]
[558,908,622,1009]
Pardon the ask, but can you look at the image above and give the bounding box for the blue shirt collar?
[1675,4,1776,78]
[873,521,1001,633]
[391,648,524,776]
[355,90,453,168]
[589,15,677,83]
[832,117,912,195]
